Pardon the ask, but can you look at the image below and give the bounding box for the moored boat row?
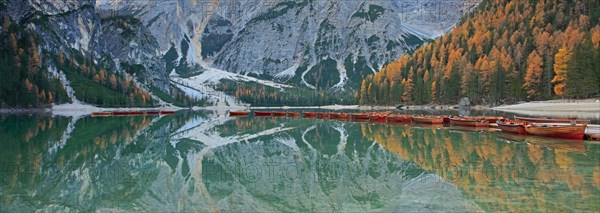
[232,111,595,140]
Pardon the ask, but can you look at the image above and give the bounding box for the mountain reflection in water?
[0,111,598,212]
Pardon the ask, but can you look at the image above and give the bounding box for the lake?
[1,111,599,212]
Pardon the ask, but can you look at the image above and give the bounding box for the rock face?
[96,0,478,90]
[98,15,169,88]
[2,0,171,92]
[1,0,477,106]
[458,97,470,107]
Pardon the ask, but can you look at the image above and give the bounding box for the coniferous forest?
[359,0,600,106]
[0,15,157,108]
[0,16,70,108]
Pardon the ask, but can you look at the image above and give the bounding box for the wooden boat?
[412,115,444,124]
[286,112,300,117]
[339,113,350,120]
[160,110,176,115]
[515,116,590,124]
[145,111,160,115]
[387,114,412,123]
[329,113,342,119]
[272,112,287,117]
[450,117,489,127]
[317,112,329,119]
[350,113,370,120]
[91,111,112,116]
[369,115,387,123]
[324,112,349,120]
[113,111,145,116]
[254,111,272,116]
[303,112,317,118]
[466,116,504,123]
[369,114,387,123]
[525,124,587,140]
[229,111,249,116]
[496,119,527,135]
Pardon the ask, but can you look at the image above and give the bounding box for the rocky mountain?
[0,0,477,108]
[0,0,188,107]
[96,0,478,90]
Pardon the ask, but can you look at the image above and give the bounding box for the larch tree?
[402,69,414,103]
[524,51,544,100]
[367,82,376,104]
[551,47,570,96]
[358,84,365,105]
[431,81,437,103]
[592,26,600,48]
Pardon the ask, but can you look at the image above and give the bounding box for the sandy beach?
[492,99,600,120]
[493,99,600,112]
[51,103,183,117]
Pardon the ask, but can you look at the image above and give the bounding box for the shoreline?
[51,103,184,117]
[493,99,600,112]
[1,99,598,116]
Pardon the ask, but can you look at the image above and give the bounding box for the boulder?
[458,97,470,107]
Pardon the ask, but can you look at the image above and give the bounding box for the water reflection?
[0,112,598,212]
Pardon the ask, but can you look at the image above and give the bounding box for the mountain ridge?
[0,0,476,107]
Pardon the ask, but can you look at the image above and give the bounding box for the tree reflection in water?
[0,112,598,212]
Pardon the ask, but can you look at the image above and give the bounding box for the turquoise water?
[1,111,598,212]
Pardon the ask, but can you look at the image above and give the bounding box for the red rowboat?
[145,111,160,115]
[387,114,412,123]
[272,112,287,116]
[254,111,272,116]
[91,111,112,116]
[369,114,387,123]
[496,119,527,135]
[515,116,590,124]
[303,112,317,118]
[412,115,444,124]
[450,117,489,127]
[230,111,249,116]
[287,112,300,117]
[317,112,329,119]
[329,113,341,119]
[160,111,176,115]
[113,111,145,116]
[338,113,350,120]
[525,124,587,140]
[351,113,370,120]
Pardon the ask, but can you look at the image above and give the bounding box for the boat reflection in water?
[0,112,598,212]
[497,132,586,153]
